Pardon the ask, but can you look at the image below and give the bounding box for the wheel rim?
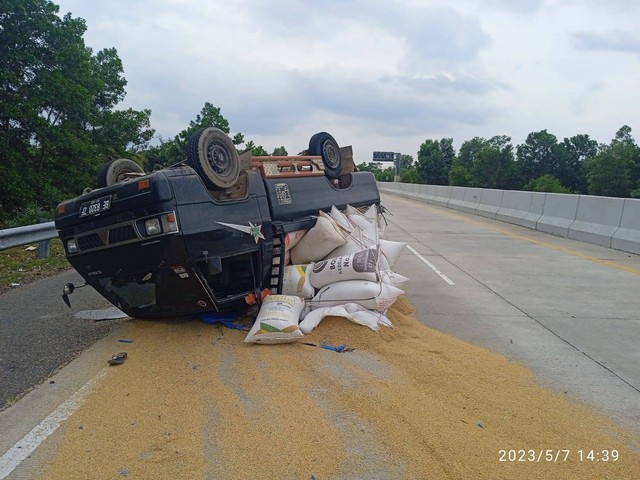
[322,141,340,169]
[206,140,232,175]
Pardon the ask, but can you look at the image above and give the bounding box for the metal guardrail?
[0,221,58,258]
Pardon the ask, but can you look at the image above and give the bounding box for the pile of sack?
[245,204,408,344]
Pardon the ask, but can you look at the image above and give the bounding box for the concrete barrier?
[447,187,466,210]
[569,196,624,248]
[415,183,429,199]
[529,192,546,227]
[426,185,452,207]
[376,182,640,255]
[495,191,539,229]
[459,187,483,214]
[476,189,504,219]
[536,193,580,238]
[611,199,640,255]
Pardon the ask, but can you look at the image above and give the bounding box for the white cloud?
[55,0,640,160]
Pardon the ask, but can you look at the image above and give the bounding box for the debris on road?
[107,352,127,366]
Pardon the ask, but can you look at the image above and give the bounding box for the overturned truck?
[54,129,381,318]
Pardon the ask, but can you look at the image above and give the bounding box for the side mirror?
[62,283,75,308]
[62,282,87,308]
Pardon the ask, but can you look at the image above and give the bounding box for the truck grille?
[78,233,104,250]
[109,225,136,243]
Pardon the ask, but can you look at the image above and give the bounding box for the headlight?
[145,218,162,235]
[67,239,78,253]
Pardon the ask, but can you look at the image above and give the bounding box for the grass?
[0,239,71,294]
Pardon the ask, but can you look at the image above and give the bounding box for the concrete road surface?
[383,192,640,433]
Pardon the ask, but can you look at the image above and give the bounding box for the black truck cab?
[55,162,380,318]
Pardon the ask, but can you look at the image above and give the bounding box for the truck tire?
[308,132,343,179]
[97,158,145,188]
[188,127,240,190]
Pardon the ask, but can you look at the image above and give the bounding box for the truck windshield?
[96,277,157,311]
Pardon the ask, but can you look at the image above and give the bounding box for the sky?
[54,0,640,164]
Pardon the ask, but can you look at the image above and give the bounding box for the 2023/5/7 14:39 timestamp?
[499,449,619,462]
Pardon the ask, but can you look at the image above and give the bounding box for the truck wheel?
[188,127,239,190]
[97,158,145,188]
[309,132,343,179]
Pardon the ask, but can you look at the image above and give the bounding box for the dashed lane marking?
[406,244,455,285]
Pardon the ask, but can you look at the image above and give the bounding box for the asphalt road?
[0,269,124,411]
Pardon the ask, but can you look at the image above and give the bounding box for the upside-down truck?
[54,129,381,318]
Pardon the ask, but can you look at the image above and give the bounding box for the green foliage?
[399,154,414,170]
[251,144,269,156]
[400,166,420,184]
[523,174,571,193]
[416,138,454,185]
[0,202,52,228]
[561,134,598,193]
[357,162,382,173]
[516,130,569,186]
[584,126,640,197]
[0,0,155,224]
[272,146,288,156]
[375,167,396,182]
[448,164,472,186]
[457,137,484,169]
[174,102,230,153]
[472,135,519,189]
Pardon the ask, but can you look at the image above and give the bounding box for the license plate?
[80,195,112,217]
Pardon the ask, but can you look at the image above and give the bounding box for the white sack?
[347,212,374,233]
[309,249,378,289]
[329,206,354,232]
[380,270,409,286]
[290,216,347,264]
[325,236,367,259]
[363,204,378,220]
[378,239,406,268]
[244,295,305,344]
[284,229,307,251]
[310,280,404,312]
[280,264,315,298]
[299,303,393,334]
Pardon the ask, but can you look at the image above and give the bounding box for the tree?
[0,0,154,222]
[561,134,599,193]
[523,174,571,193]
[357,162,382,174]
[584,126,639,197]
[415,138,454,185]
[272,146,288,156]
[400,167,420,184]
[250,144,269,156]
[448,164,472,186]
[399,154,414,170]
[375,166,395,182]
[449,136,485,186]
[471,135,518,189]
[457,137,485,171]
[516,130,569,188]
[173,102,230,154]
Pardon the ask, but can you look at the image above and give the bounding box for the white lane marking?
[0,368,107,479]
[406,245,455,286]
